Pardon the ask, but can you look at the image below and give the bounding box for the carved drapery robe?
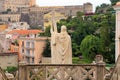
[51,31,72,64]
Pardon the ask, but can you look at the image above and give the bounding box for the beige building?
[0,0,5,12]
[18,37,47,64]
[0,0,36,12]
[0,52,18,69]
[0,14,20,22]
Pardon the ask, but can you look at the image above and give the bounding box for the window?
[7,62,11,64]
[26,57,30,63]
[31,42,34,48]
[26,42,30,48]
[22,48,24,53]
[32,50,34,56]
[22,41,24,47]
[32,58,34,63]
[26,49,30,56]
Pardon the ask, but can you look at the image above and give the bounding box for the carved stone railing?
[19,63,107,80]
[0,67,8,80]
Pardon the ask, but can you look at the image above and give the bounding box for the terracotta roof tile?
[7,30,42,35]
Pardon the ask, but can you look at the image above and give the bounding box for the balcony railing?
[19,63,108,80]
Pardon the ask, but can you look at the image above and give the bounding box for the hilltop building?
[0,14,20,22]
[0,1,93,29]
[0,0,36,12]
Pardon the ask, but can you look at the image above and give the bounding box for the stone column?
[95,55,106,80]
[19,62,27,80]
[96,62,106,80]
[113,2,120,61]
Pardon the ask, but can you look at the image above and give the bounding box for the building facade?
[8,22,30,30]
[0,14,20,22]
[0,0,36,12]
[18,37,47,64]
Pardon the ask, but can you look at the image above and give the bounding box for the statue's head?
[61,25,67,32]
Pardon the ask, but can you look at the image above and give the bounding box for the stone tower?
[114,2,120,61]
[29,0,36,6]
[83,2,93,13]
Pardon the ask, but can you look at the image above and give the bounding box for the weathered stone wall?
[29,12,44,28]
[0,53,18,69]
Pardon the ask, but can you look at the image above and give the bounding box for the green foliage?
[14,40,19,46]
[95,3,113,14]
[80,35,103,61]
[5,66,17,73]
[30,25,44,30]
[72,57,91,64]
[110,0,119,5]
[39,26,51,37]
[42,39,51,57]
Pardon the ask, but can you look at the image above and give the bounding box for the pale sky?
[36,0,111,12]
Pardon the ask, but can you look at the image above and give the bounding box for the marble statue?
[51,25,72,64]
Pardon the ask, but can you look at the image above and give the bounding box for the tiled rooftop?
[7,30,42,35]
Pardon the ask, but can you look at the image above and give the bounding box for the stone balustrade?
[18,63,107,80]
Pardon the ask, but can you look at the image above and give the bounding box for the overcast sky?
[36,0,111,12]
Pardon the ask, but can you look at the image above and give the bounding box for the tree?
[95,4,111,14]
[39,26,51,37]
[99,13,115,63]
[110,0,119,5]
[80,35,103,61]
[42,39,51,57]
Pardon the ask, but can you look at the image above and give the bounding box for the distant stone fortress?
[0,0,93,28]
